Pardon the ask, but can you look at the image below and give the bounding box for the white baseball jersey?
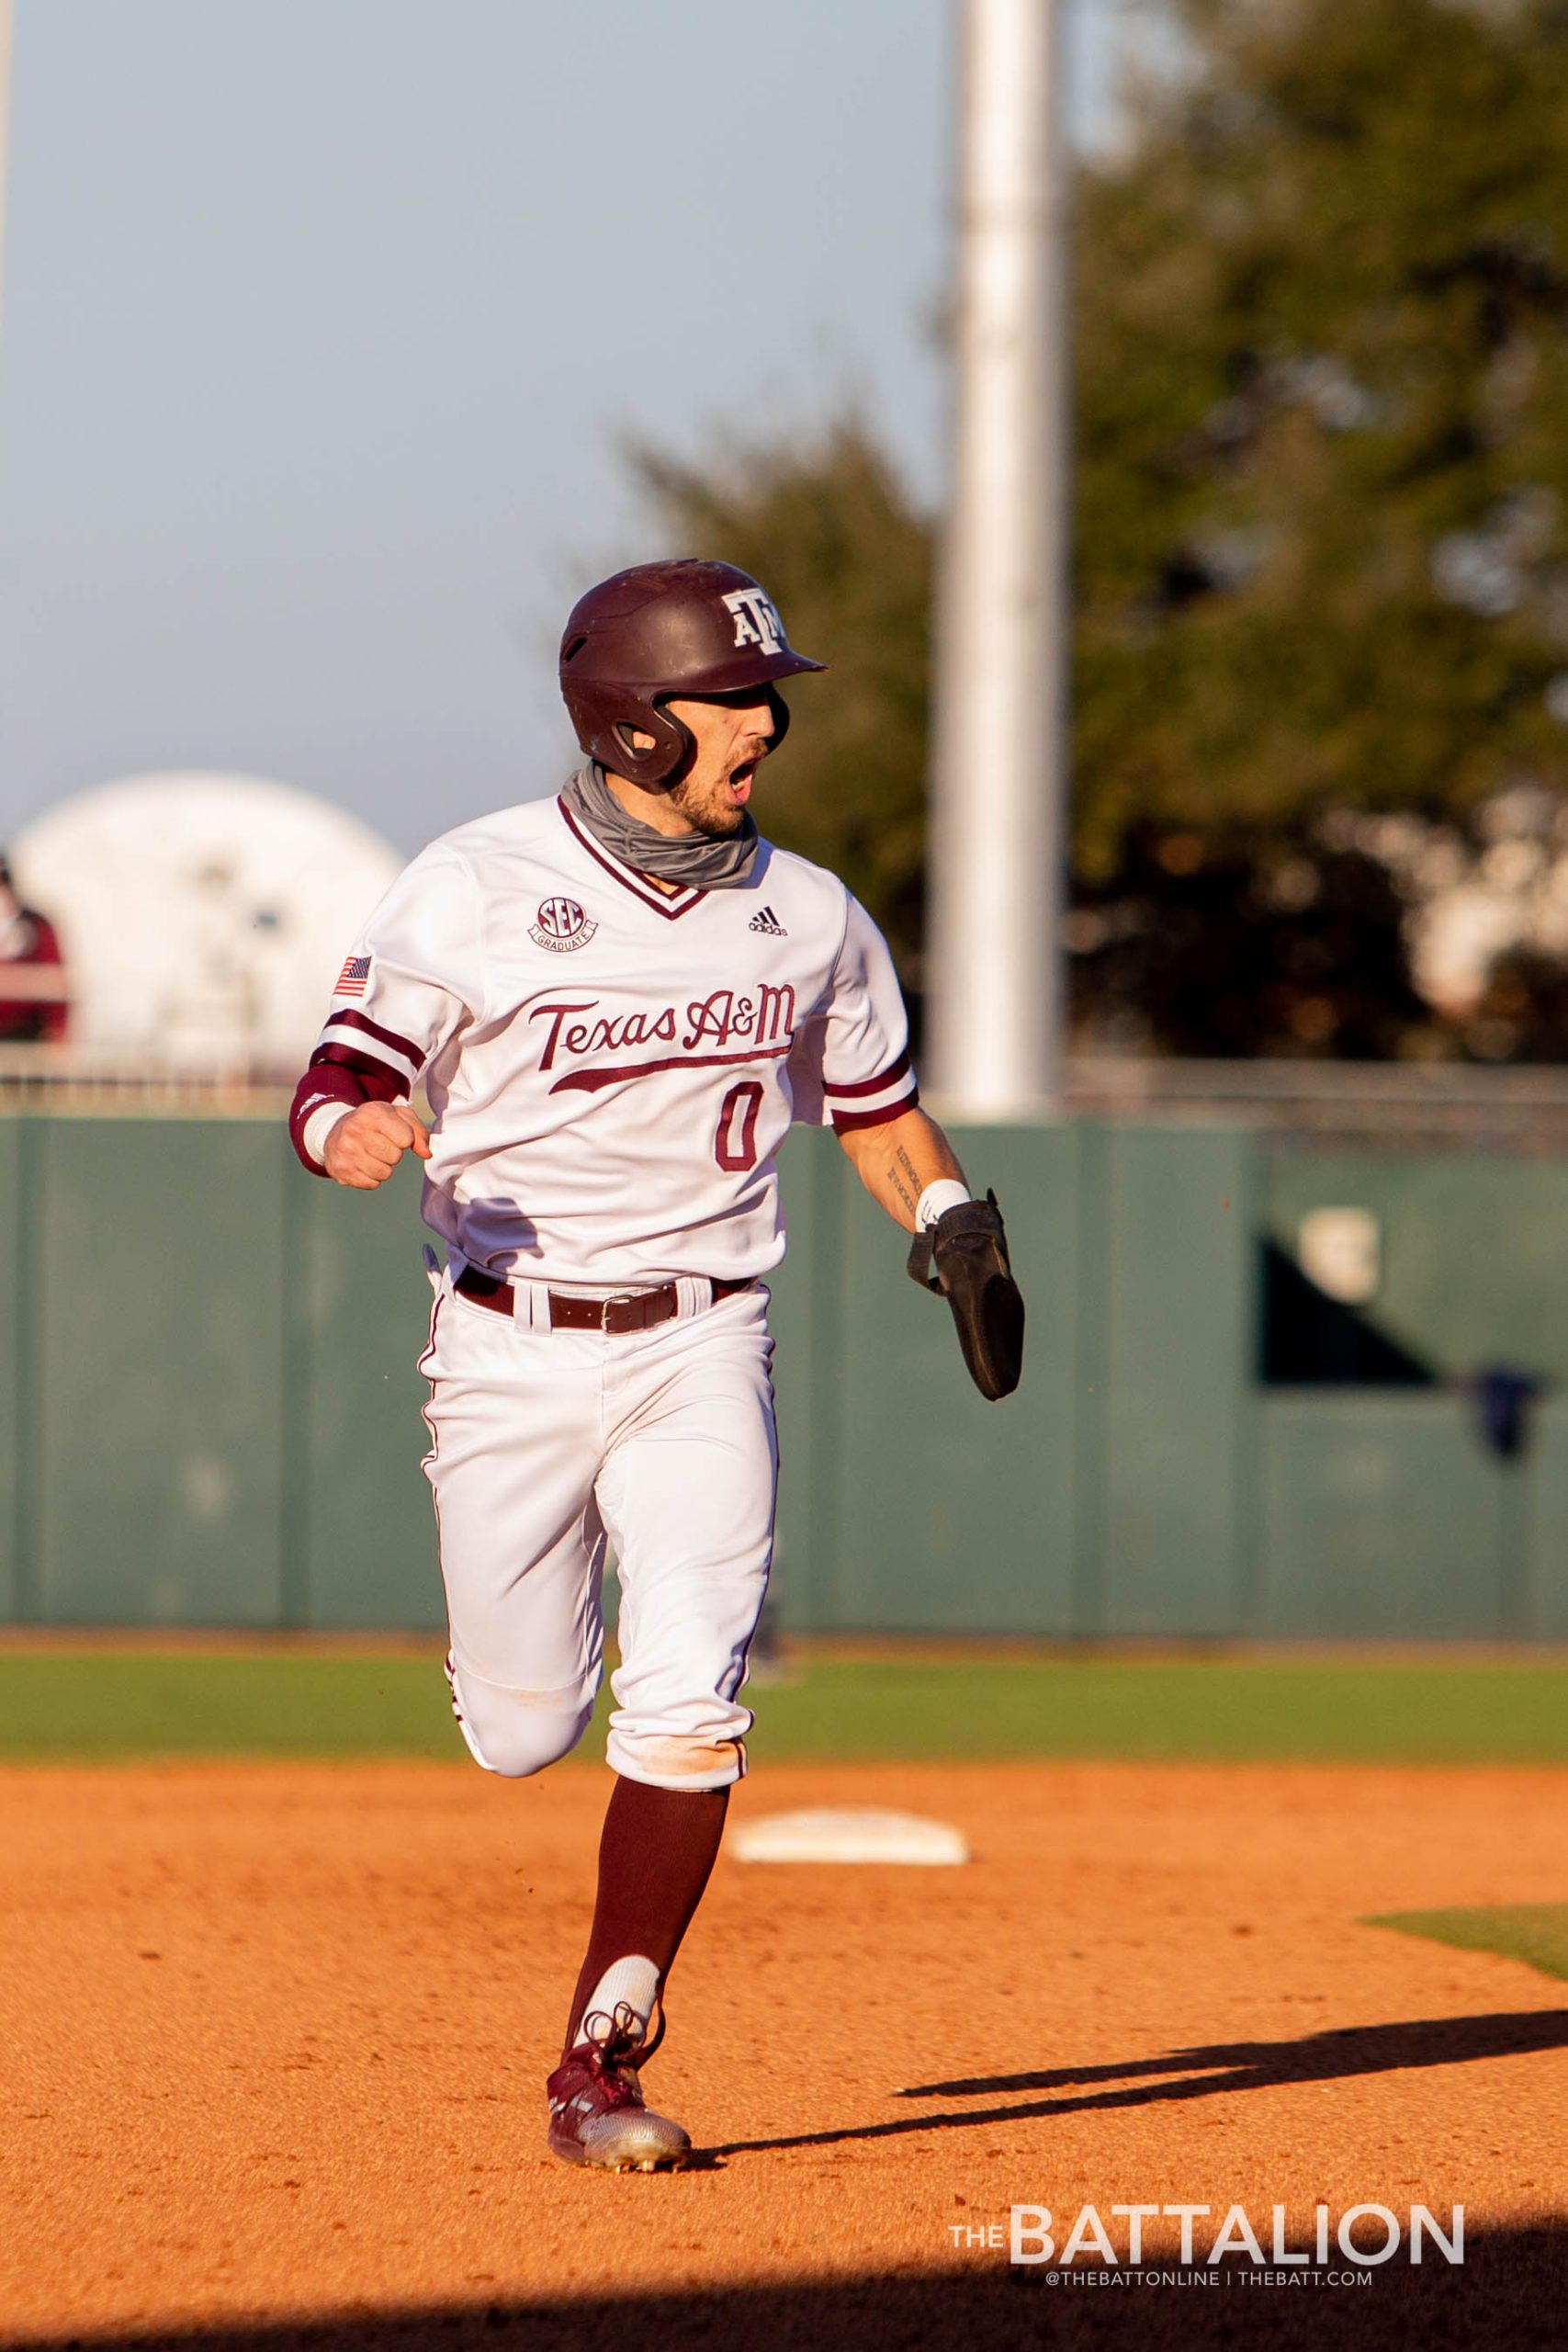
[293,791,917,1285]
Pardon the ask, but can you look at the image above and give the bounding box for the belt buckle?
[597,1292,637,1332]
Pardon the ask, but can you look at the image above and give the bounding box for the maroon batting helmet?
[558,558,827,788]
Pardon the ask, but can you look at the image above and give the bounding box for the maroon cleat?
[545,2003,692,2173]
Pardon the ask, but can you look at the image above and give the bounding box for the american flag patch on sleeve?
[334,954,371,998]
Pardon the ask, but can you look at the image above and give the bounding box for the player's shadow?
[709,2006,1568,2157]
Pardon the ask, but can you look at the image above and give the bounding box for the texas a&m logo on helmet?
[721,586,785,656]
[529,896,599,954]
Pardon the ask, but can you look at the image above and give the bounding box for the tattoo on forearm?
[886,1142,921,1222]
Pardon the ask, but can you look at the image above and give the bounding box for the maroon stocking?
[562,1775,729,2055]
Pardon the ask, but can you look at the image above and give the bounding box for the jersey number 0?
[713,1080,763,1172]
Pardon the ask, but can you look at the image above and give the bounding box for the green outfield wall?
[1,1113,1564,1640]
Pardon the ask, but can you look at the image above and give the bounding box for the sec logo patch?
[530,896,598,953]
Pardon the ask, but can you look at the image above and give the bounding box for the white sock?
[575,1952,660,2049]
[917,1178,972,1229]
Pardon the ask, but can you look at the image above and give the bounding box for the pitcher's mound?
[731,1805,969,1865]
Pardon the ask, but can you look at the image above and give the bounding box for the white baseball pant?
[419,1270,777,1792]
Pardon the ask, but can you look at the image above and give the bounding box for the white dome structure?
[10,774,405,1075]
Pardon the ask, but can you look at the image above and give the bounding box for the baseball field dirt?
[3,1758,1565,2350]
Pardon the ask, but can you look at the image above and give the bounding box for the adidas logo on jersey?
[748,905,787,936]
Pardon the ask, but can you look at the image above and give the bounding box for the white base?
[729,1807,969,1866]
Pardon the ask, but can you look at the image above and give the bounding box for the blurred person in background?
[0,853,70,1044]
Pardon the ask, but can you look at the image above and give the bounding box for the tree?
[640,0,1568,1057]
[1069,0,1568,1053]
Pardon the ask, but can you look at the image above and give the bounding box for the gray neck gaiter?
[561,763,761,891]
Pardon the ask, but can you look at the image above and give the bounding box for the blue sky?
[0,0,1128,854]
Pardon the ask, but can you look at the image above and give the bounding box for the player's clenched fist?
[323,1101,432,1189]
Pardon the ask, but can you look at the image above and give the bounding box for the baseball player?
[288,559,1023,2172]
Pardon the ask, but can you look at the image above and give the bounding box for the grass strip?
[751,1659,1568,1763]
[3,1651,1568,1763]
[1367,1905,1568,1985]
[0,1652,462,1760]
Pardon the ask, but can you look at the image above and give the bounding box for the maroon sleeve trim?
[321,1005,424,1068]
[821,1046,912,1100]
[310,1037,414,1094]
[829,1083,919,1134]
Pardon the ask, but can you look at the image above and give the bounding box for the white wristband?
[302,1100,353,1170]
[916,1179,972,1230]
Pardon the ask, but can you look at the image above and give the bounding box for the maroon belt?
[455,1263,753,1334]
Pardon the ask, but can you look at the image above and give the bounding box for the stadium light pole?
[927,0,1068,1119]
